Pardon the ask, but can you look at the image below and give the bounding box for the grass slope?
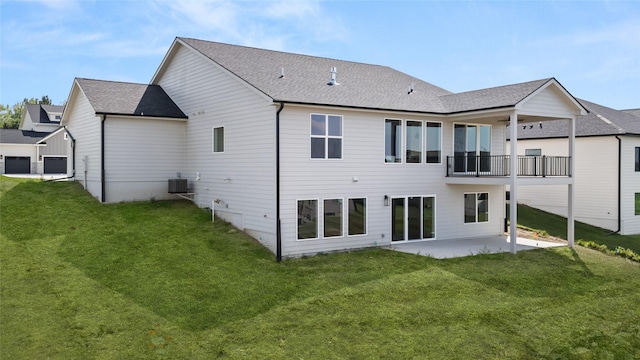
[2,177,640,359]
[517,204,640,254]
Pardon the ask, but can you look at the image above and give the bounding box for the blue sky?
[1,0,639,110]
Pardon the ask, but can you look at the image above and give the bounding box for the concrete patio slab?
[388,235,565,259]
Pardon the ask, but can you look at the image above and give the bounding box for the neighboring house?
[60,37,587,259]
[511,100,640,235]
[20,104,64,132]
[0,103,69,175]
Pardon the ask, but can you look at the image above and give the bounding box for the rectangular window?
[297,200,318,239]
[311,114,342,159]
[635,147,639,172]
[426,122,441,163]
[464,192,489,223]
[212,127,224,153]
[525,149,542,156]
[406,121,422,163]
[635,193,640,216]
[348,198,366,236]
[323,199,343,238]
[385,119,402,163]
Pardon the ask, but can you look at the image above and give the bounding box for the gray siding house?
[0,104,69,175]
[511,100,640,235]
[61,37,587,258]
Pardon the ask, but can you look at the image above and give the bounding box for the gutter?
[276,102,284,262]
[608,135,622,235]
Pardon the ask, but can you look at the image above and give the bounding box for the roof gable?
[75,78,187,119]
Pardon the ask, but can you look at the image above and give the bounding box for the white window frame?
[310,113,343,160]
[525,148,542,156]
[323,198,344,238]
[453,123,492,173]
[212,126,224,153]
[463,192,489,224]
[347,197,368,237]
[405,120,423,164]
[297,198,319,241]
[384,118,404,164]
[425,121,442,164]
[389,195,437,241]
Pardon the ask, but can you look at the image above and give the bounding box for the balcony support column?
[509,111,518,254]
[568,116,576,248]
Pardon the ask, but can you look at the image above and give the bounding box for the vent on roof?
[408,81,415,95]
[328,67,339,86]
[279,67,285,79]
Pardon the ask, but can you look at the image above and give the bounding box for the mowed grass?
[1,177,640,359]
[517,204,640,254]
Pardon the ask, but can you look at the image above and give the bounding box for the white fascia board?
[516,78,588,116]
[36,126,67,144]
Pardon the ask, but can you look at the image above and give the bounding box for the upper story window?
[311,114,342,159]
[385,119,441,164]
[426,122,441,163]
[212,126,224,153]
[385,119,402,163]
[635,147,639,172]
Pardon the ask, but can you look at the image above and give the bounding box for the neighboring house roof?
[514,99,640,139]
[622,108,640,118]
[75,78,187,119]
[0,129,50,144]
[165,37,574,115]
[23,104,64,125]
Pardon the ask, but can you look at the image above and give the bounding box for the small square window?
[213,127,224,153]
[310,114,342,159]
[525,149,542,156]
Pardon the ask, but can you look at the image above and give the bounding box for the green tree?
[0,96,54,129]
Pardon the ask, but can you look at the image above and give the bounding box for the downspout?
[101,115,106,203]
[608,135,622,235]
[276,102,284,262]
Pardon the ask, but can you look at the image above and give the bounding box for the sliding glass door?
[391,196,436,242]
[454,124,491,173]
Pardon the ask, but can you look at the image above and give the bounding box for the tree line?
[0,95,55,129]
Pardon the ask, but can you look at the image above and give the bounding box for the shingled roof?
[515,99,640,139]
[0,129,50,144]
[75,78,187,119]
[24,104,64,124]
[178,37,453,113]
[174,37,577,116]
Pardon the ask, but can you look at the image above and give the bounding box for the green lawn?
[2,177,640,359]
[517,204,640,254]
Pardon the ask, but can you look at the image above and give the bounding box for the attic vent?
[328,67,339,86]
[408,81,415,95]
[279,67,285,79]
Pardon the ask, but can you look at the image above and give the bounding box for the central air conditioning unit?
[168,179,188,193]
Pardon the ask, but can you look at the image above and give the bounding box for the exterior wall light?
[384,195,389,206]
